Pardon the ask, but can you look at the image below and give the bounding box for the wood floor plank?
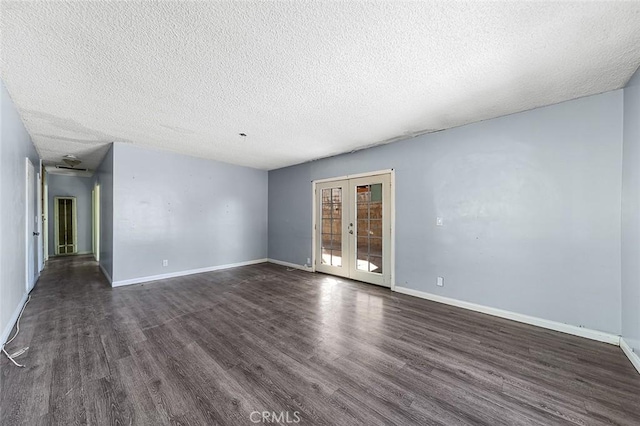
[1,255,639,425]
[112,356,170,425]
[47,332,86,425]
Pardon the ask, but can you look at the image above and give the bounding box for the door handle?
[349,230,353,234]
[33,232,40,236]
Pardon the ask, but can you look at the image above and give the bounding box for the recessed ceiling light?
[239,133,247,137]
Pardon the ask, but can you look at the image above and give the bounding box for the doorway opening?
[54,197,77,255]
[312,170,395,288]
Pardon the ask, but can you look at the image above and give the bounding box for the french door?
[54,197,77,255]
[315,172,391,287]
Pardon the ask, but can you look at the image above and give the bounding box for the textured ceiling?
[2,1,640,171]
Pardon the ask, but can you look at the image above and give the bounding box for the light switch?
[436,217,443,226]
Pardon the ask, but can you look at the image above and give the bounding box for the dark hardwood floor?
[1,256,639,425]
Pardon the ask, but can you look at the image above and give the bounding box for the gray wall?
[94,145,114,281]
[111,143,268,283]
[47,174,93,255]
[0,80,40,343]
[622,67,640,353]
[269,90,623,335]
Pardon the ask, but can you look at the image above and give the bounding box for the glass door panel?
[316,180,349,277]
[348,176,390,286]
[354,183,383,274]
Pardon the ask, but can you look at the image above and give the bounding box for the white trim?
[620,338,640,374]
[99,263,112,284]
[111,258,268,287]
[394,286,620,346]
[1,293,28,347]
[313,169,394,185]
[268,258,313,272]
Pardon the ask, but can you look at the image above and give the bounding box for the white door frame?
[54,196,78,255]
[312,169,396,290]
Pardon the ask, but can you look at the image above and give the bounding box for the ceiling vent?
[55,165,89,172]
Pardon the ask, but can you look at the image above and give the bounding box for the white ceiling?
[2,2,640,171]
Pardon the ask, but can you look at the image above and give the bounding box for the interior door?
[26,158,37,291]
[315,173,391,287]
[36,169,43,272]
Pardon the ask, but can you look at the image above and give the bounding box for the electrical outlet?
[437,276,444,287]
[307,258,311,265]
[162,260,168,267]
[436,217,444,226]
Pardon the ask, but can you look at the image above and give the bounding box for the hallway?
[1,256,639,425]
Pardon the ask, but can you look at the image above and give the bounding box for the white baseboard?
[394,286,620,346]
[99,263,112,284]
[111,258,268,287]
[267,258,313,272]
[620,338,640,374]
[1,293,28,347]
